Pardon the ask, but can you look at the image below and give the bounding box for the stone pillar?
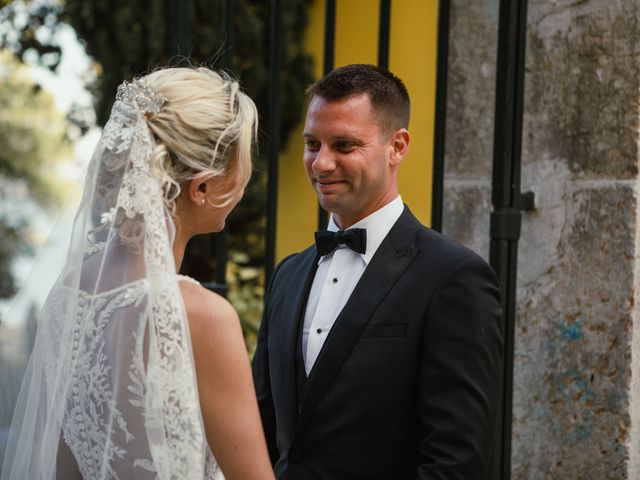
[443,0,640,478]
[442,0,496,262]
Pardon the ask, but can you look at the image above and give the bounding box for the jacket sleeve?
[252,255,296,466]
[416,253,503,480]
[252,302,279,465]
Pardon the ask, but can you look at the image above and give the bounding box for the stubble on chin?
[316,194,351,221]
[314,181,352,212]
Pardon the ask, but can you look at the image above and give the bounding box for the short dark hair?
[306,64,410,134]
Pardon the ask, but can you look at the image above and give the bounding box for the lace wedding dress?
[45,276,222,479]
[1,79,223,479]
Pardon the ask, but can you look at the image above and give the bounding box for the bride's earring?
[201,198,205,205]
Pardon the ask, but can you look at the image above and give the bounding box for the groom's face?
[303,93,399,228]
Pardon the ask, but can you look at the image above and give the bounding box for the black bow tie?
[314,228,367,256]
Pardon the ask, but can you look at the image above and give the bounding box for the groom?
[253,64,503,479]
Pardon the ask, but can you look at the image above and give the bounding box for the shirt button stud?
[316,328,322,334]
[332,277,338,283]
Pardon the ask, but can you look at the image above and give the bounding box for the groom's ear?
[389,128,410,166]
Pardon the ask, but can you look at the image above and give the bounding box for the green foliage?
[0,51,71,205]
[227,250,264,357]
[0,0,314,151]
[0,1,64,71]
[0,50,72,298]
[59,0,314,145]
[0,220,22,298]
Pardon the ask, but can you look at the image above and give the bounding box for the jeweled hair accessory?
[116,78,165,115]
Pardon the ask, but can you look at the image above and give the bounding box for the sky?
[0,16,101,328]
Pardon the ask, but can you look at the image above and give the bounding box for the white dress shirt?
[302,195,404,375]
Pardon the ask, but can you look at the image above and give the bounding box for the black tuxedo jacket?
[253,207,503,479]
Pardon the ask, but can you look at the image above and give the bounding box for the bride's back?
[1,66,270,480]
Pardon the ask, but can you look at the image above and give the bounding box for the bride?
[1,67,275,479]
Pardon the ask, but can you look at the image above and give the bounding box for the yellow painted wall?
[276,0,439,262]
[390,1,438,226]
[334,0,378,67]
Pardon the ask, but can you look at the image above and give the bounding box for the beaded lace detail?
[116,78,165,116]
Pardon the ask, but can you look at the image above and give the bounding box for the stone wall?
[442,0,497,261]
[442,0,640,478]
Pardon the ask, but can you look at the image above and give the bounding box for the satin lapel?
[271,248,318,436]
[293,208,421,438]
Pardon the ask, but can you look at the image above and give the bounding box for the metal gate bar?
[265,0,284,283]
[430,0,450,233]
[377,0,391,69]
[487,0,530,478]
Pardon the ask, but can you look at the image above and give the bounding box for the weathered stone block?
[444,0,498,178]
[442,179,491,260]
[513,178,635,479]
[444,0,640,478]
[524,1,639,179]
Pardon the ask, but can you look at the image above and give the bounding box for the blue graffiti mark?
[552,370,596,444]
[560,322,583,340]
[556,370,594,403]
[554,412,594,443]
[571,421,593,442]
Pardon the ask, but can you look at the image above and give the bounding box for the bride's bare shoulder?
[178,279,249,408]
[178,280,241,339]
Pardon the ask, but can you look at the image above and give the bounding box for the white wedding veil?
[1,76,219,479]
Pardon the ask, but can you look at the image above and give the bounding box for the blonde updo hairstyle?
[143,67,258,214]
